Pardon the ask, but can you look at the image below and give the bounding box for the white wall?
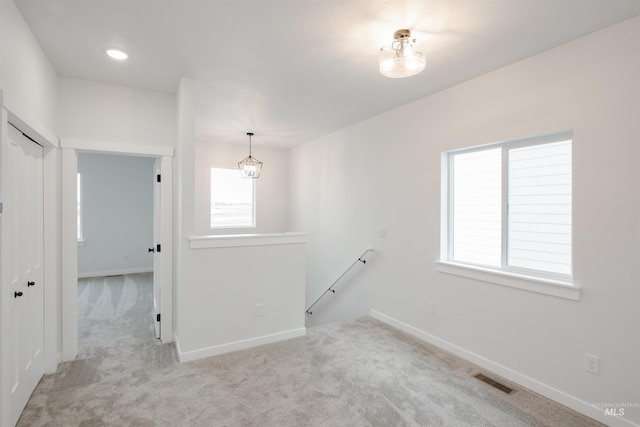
[290,16,640,426]
[175,79,306,361]
[0,1,61,423]
[77,153,155,277]
[0,0,57,137]
[174,78,196,350]
[58,77,176,147]
[290,136,379,327]
[194,141,289,235]
[176,236,307,361]
[57,77,177,356]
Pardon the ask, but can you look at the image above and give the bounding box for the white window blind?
[452,148,501,267]
[445,134,572,279]
[507,141,572,275]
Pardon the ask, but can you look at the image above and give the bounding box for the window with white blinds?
[452,148,502,267]
[444,133,572,279]
[507,141,571,275]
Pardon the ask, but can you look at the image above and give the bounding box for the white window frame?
[437,131,580,301]
[210,167,256,229]
[77,172,85,246]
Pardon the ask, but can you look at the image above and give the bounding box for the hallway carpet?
[18,273,603,426]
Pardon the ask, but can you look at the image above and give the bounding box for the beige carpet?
[18,273,603,426]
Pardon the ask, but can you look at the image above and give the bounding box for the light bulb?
[106,49,128,60]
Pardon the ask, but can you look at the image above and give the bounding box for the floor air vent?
[473,373,514,394]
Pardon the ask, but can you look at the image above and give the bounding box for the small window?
[210,168,255,228]
[442,132,572,279]
[77,172,84,242]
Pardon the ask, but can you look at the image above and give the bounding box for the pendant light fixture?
[238,132,263,178]
[379,29,426,78]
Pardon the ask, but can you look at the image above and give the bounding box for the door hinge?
[0,202,3,214]
[156,313,161,322]
[157,174,161,183]
[156,244,161,253]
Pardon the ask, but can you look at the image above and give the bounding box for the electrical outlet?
[256,303,264,316]
[426,301,435,315]
[585,353,600,375]
[379,229,387,239]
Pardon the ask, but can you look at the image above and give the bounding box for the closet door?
[2,124,45,426]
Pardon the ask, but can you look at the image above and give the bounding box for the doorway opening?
[60,141,173,362]
[76,153,157,353]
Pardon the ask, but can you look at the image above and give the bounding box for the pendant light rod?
[247,132,254,156]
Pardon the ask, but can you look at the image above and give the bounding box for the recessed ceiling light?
[106,49,128,60]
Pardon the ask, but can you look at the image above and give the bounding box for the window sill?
[210,225,256,229]
[435,261,580,301]
[189,232,308,249]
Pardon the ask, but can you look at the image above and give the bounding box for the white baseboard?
[370,309,638,427]
[78,267,153,279]
[44,352,63,375]
[175,327,307,363]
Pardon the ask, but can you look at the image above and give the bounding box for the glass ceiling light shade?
[379,29,426,78]
[238,132,263,178]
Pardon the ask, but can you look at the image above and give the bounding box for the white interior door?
[153,160,161,339]
[2,124,44,426]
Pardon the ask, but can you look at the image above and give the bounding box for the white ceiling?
[15,0,640,148]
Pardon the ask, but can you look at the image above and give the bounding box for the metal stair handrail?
[305,248,373,315]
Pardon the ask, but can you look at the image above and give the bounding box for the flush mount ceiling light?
[379,29,426,78]
[238,132,263,179]
[106,48,129,60]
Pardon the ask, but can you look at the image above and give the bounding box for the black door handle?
[148,247,155,253]
[27,281,35,287]
[14,291,23,298]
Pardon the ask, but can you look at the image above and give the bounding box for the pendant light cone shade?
[379,29,426,78]
[238,132,263,178]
